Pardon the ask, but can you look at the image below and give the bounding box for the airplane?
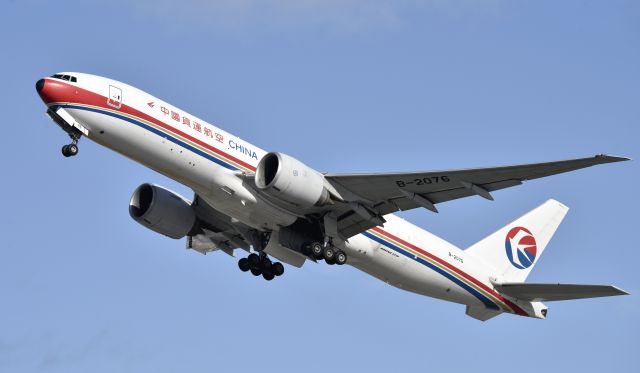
[35,72,629,321]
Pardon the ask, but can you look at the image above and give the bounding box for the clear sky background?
[1,1,638,372]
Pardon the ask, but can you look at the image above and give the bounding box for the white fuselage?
[38,72,536,317]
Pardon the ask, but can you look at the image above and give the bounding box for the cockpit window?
[50,74,77,83]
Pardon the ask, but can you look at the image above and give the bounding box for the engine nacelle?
[129,183,197,239]
[255,152,330,207]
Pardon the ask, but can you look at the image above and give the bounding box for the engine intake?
[255,152,330,207]
[129,183,196,239]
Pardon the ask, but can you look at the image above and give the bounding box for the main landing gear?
[238,252,285,281]
[304,242,348,266]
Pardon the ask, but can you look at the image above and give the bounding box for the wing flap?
[495,283,629,302]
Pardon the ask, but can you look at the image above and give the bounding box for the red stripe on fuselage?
[371,227,528,315]
[39,78,257,172]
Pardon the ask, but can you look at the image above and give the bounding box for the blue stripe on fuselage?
[361,231,500,310]
[55,104,240,171]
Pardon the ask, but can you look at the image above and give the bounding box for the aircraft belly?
[347,233,484,306]
[69,109,209,187]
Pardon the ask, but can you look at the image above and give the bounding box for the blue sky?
[1,1,638,372]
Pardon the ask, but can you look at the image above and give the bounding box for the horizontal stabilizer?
[495,283,628,302]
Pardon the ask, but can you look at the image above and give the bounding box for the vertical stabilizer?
[465,199,569,283]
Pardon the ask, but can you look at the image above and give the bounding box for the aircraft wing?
[494,283,629,302]
[325,154,629,238]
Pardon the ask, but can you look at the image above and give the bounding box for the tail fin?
[465,199,569,283]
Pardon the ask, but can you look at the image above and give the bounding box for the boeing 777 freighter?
[35,72,629,321]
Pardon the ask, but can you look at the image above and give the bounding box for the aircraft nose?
[36,77,72,104]
[35,78,45,93]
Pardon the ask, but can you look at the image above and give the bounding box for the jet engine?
[255,152,331,207]
[129,183,197,239]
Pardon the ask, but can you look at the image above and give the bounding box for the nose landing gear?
[46,107,83,158]
[61,141,79,157]
[61,131,81,158]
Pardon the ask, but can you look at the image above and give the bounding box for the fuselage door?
[107,85,122,109]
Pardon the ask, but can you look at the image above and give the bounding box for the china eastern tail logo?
[505,226,537,269]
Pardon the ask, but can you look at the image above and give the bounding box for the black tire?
[326,258,335,265]
[273,262,284,276]
[301,244,311,255]
[61,145,70,157]
[311,242,323,257]
[262,271,275,281]
[248,253,260,269]
[323,247,335,261]
[67,143,78,156]
[238,258,250,272]
[250,267,262,276]
[335,250,347,265]
[261,257,273,271]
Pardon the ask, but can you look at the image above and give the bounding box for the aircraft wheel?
[273,262,284,276]
[311,242,323,259]
[248,253,261,269]
[261,257,273,272]
[250,267,262,276]
[238,258,250,272]
[262,270,275,281]
[67,143,78,156]
[323,247,335,262]
[61,145,70,157]
[335,251,347,265]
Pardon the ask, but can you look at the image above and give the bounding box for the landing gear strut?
[238,252,285,281]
